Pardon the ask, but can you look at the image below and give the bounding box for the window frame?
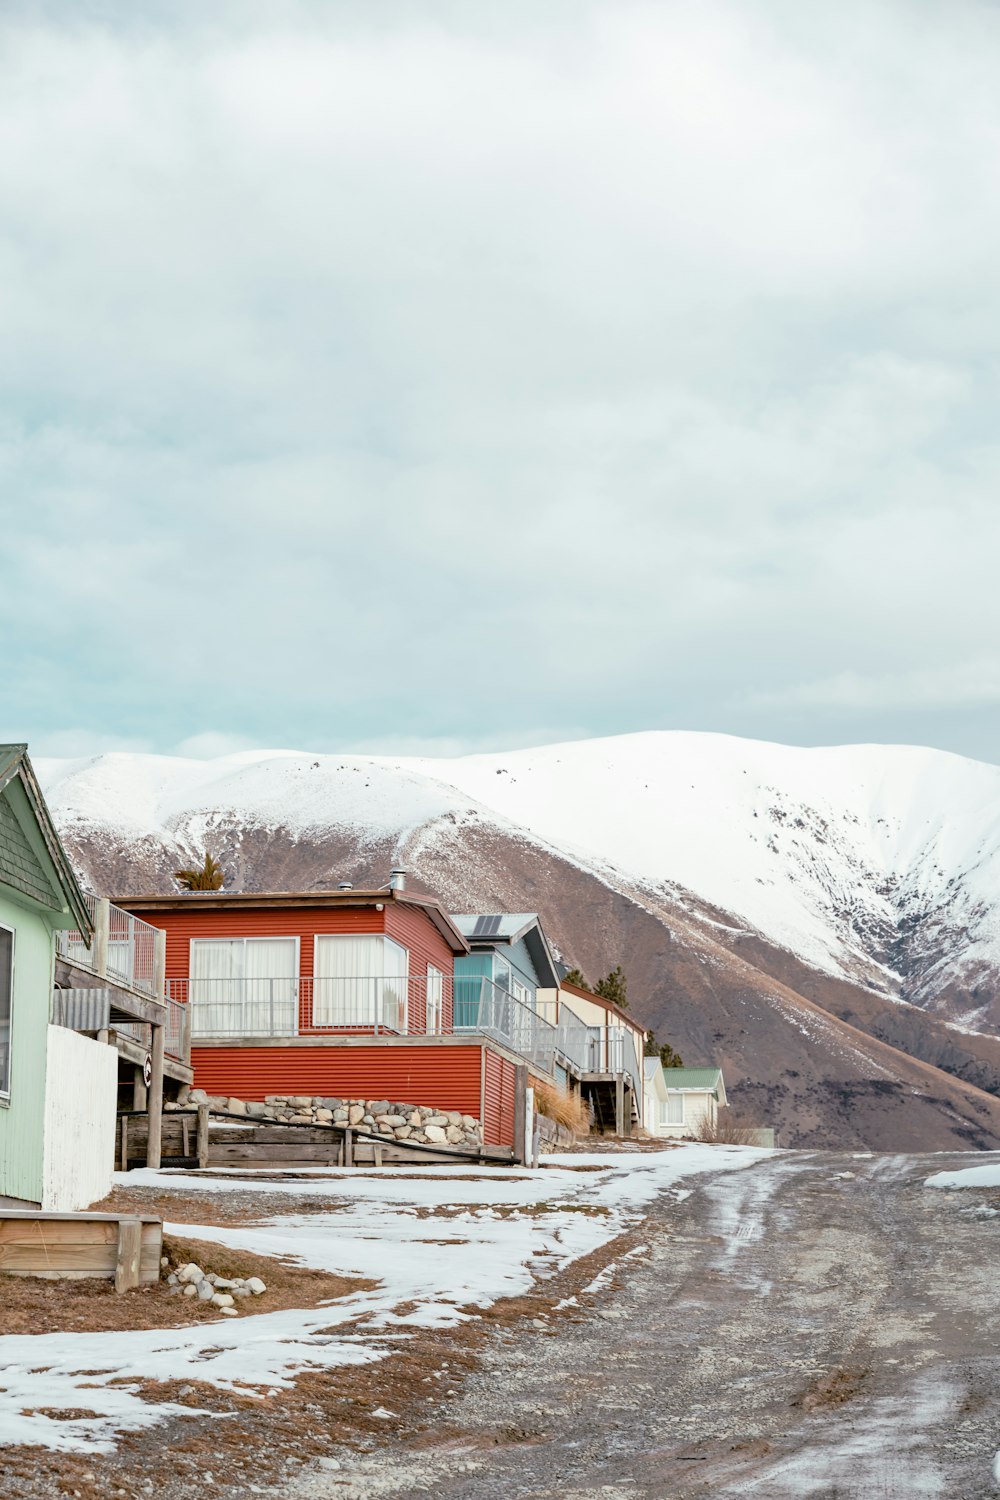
[426,964,444,1035]
[312,933,410,1033]
[189,935,300,1037]
[0,921,13,1101]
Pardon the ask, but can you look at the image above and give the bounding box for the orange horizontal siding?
[191,1043,485,1120]
[483,1049,517,1148]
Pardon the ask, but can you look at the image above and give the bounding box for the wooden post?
[146,1023,165,1170]
[180,1116,191,1158]
[196,1103,209,1169]
[119,1115,129,1172]
[344,1127,353,1167]
[132,1065,147,1113]
[615,1076,625,1137]
[114,1217,143,1293]
[372,1140,383,1169]
[152,929,167,998]
[513,1064,528,1166]
[93,898,110,979]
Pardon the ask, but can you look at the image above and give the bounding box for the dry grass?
[694,1110,763,1146]
[534,1080,591,1135]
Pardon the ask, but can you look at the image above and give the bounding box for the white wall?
[41,1025,117,1211]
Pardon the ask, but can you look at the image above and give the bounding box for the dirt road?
[297,1151,1000,1499]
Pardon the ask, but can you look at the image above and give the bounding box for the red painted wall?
[192,1043,485,1122]
[483,1049,518,1148]
[384,902,456,1031]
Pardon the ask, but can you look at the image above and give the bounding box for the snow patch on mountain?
[35,732,1000,1021]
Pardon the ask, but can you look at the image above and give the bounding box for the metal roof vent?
[388,868,407,891]
[337,881,353,891]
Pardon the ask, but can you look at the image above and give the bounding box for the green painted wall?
[0,885,56,1205]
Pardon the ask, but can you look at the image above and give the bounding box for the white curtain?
[426,965,443,1035]
[191,938,297,1036]
[313,936,409,1031]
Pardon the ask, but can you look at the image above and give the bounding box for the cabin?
[644,1062,727,1139]
[117,881,537,1152]
[0,745,115,1210]
[536,973,647,1135]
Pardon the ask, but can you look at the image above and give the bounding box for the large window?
[190,937,298,1036]
[0,925,12,1098]
[313,935,409,1031]
[660,1094,685,1126]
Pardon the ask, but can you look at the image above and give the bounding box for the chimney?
[337,882,353,891]
[388,868,407,891]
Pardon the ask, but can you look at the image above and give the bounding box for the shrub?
[534,1080,591,1135]
[694,1109,761,1146]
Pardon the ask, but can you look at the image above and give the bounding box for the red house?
[117,881,525,1149]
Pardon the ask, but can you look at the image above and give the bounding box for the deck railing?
[453,976,558,1075]
[55,895,163,1000]
[166,974,452,1040]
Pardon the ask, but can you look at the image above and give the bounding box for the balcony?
[166,974,448,1040]
[55,893,162,999]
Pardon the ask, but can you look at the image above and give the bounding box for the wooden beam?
[114,1218,143,1292]
[513,1063,528,1166]
[146,1023,164,1170]
[132,1066,147,1113]
[615,1076,625,1137]
[196,1104,209,1169]
[119,1115,129,1172]
[344,1127,353,1167]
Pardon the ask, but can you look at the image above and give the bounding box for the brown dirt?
[0,1217,646,1500]
[798,1365,868,1412]
[0,1234,368,1336]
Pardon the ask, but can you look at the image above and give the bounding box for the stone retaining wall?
[174,1088,483,1149]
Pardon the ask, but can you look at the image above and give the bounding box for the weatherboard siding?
[0,888,55,1206]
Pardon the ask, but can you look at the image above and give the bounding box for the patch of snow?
[924,1159,1000,1190]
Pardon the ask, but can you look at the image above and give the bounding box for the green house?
[0,744,104,1209]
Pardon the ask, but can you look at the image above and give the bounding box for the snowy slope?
[36,732,1000,1025]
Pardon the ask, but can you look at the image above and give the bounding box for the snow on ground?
[0,1147,765,1455]
[924,1159,1000,1190]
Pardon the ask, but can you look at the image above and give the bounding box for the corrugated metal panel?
[50,987,111,1032]
[191,1042,485,1118]
[482,1047,517,1148]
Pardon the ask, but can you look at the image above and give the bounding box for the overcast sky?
[3,0,1000,764]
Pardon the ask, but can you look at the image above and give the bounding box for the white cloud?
[3,2,1000,758]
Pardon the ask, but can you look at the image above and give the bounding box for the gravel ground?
[290,1150,1000,1499]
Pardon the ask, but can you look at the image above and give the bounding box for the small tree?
[595,964,627,1010]
[644,1031,685,1068]
[174,852,225,891]
[563,967,592,991]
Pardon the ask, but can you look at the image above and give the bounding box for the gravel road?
[296,1150,1000,1499]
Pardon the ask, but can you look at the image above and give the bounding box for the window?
[426,966,444,1035]
[190,938,298,1037]
[660,1094,684,1126]
[313,935,409,1031]
[0,924,12,1097]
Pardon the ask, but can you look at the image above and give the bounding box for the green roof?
[661,1067,723,1092]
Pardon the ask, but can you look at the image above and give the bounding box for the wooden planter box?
[0,1211,162,1291]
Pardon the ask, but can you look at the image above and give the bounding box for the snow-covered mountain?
[35,732,1000,1150]
[38,732,1000,1030]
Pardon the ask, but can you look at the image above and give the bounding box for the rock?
[265,1095,287,1105]
[368,1100,390,1116]
[333,1108,349,1122]
[446,1112,463,1128]
[177,1263,203,1284]
[213,1277,237,1289]
[189,1089,208,1104]
[160,1256,170,1269]
[362,1114,375,1125]
[232,1286,251,1297]
[218,1305,239,1317]
[247,1277,267,1295]
[206,1094,229,1111]
[289,1113,313,1123]
[183,1283,198,1299]
[425,1114,449,1128]
[314,1108,333,1122]
[319,1097,343,1110]
[394,1126,412,1139]
[167,1272,179,1287]
[245,1101,267,1119]
[445,1126,464,1144]
[461,1115,478,1132]
[409,1112,422,1128]
[424,1124,447,1144]
[290,1095,312,1109]
[211,1292,235,1308]
[348,1105,365,1125]
[176,1083,192,1105]
[226,1097,247,1116]
[167,1285,182,1296]
[198,1280,215,1302]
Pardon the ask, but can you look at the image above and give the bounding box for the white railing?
[167,974,448,1040]
[55,895,163,1000]
[453,976,558,1074]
